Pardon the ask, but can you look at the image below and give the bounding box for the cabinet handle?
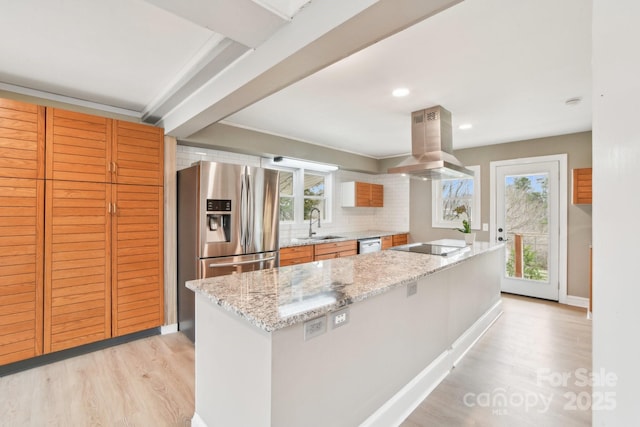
[113,203,117,215]
[108,203,111,214]
[112,162,117,175]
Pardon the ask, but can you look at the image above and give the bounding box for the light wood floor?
[0,294,591,427]
[402,294,592,427]
[0,332,195,427]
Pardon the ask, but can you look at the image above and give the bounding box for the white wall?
[592,1,640,425]
[176,145,410,240]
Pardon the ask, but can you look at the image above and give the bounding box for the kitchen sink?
[293,235,344,241]
[311,235,344,240]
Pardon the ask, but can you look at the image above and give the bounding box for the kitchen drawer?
[314,248,358,261]
[381,235,393,249]
[314,240,357,257]
[280,245,314,266]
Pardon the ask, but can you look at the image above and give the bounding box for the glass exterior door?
[495,161,560,300]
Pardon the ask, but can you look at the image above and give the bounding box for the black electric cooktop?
[391,243,469,256]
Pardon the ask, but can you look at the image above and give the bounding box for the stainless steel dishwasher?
[357,237,381,254]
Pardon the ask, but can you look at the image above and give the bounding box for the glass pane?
[304,198,324,221]
[279,171,294,196]
[304,174,324,197]
[504,174,549,282]
[279,196,294,222]
[441,178,474,221]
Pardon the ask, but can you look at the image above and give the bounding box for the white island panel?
[190,243,503,426]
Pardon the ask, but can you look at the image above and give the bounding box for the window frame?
[431,165,481,230]
[302,170,332,222]
[273,165,333,225]
[277,169,296,223]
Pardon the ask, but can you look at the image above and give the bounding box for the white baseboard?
[564,295,589,309]
[160,323,178,334]
[360,299,504,427]
[360,350,451,427]
[450,300,504,367]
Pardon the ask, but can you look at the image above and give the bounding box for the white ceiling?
[0,0,591,160]
[224,0,593,158]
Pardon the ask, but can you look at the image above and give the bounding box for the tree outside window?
[303,173,325,220]
[276,167,332,224]
[432,165,481,229]
[279,170,294,222]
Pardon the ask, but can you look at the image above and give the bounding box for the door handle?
[209,256,275,268]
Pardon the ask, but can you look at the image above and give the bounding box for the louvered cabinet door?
[0,177,44,365]
[46,108,111,183]
[112,121,164,186]
[112,184,163,336]
[0,98,45,179]
[45,180,111,353]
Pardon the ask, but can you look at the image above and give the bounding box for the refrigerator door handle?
[209,256,276,268]
[246,173,253,249]
[240,171,247,250]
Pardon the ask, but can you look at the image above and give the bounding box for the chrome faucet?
[309,207,321,238]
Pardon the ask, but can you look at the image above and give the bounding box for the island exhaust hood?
[388,106,474,180]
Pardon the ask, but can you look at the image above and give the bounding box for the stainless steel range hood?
[388,106,473,179]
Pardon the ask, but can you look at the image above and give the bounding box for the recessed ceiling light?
[459,123,473,130]
[565,97,582,106]
[392,88,410,97]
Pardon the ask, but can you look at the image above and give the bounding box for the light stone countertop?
[279,229,409,248]
[186,242,503,332]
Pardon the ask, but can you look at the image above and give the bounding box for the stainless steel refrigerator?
[177,161,279,342]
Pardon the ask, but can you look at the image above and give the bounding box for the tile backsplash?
[176,145,410,239]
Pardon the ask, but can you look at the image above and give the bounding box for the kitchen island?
[187,242,503,427]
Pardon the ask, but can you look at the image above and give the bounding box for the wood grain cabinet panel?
[572,168,592,205]
[0,177,44,365]
[370,184,384,207]
[112,184,164,336]
[381,235,393,250]
[314,240,357,260]
[44,180,111,353]
[45,108,111,183]
[112,121,164,186]
[392,233,408,247]
[0,99,45,179]
[342,181,384,207]
[280,245,314,266]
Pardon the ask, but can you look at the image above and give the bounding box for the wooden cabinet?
[0,99,45,179]
[572,168,592,204]
[111,184,164,337]
[0,177,45,365]
[380,234,408,249]
[341,182,384,207]
[46,109,164,186]
[45,108,111,183]
[370,183,384,207]
[113,120,164,186]
[44,180,111,352]
[392,233,408,246]
[314,240,357,260]
[43,110,165,348]
[0,99,164,365]
[0,99,45,365]
[280,245,314,267]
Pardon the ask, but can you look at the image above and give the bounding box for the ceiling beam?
[157,0,462,139]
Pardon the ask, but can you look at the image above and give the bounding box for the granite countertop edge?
[279,230,409,248]
[187,243,503,333]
